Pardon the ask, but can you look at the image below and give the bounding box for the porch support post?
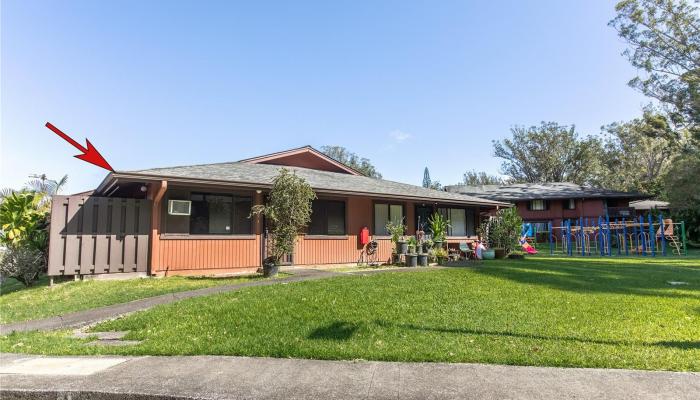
[147,180,168,275]
[254,190,264,266]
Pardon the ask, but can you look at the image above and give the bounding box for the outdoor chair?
[459,242,476,261]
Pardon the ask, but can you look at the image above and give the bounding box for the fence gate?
[48,195,152,276]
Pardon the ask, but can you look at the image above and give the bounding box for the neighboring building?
[48,146,508,278]
[630,199,670,214]
[445,182,648,230]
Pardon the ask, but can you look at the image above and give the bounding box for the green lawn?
[0,274,268,324]
[2,254,698,371]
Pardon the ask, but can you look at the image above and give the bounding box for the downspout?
[147,181,168,276]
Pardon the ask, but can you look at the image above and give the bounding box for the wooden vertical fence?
[48,195,152,276]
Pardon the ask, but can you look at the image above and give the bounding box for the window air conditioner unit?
[168,200,191,216]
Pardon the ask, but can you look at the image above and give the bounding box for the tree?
[422,167,442,190]
[611,0,700,238]
[493,122,603,184]
[422,167,431,188]
[480,207,523,255]
[1,174,68,209]
[664,154,700,240]
[610,0,700,143]
[0,192,49,251]
[320,146,382,178]
[462,170,506,186]
[595,112,679,195]
[251,169,316,275]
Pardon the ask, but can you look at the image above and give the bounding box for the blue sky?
[1,0,649,193]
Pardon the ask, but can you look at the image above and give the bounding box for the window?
[529,199,548,211]
[309,200,346,235]
[374,203,403,235]
[437,207,476,237]
[190,193,252,234]
[563,199,576,210]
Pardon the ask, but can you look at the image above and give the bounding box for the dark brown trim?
[160,234,257,240]
[371,200,407,236]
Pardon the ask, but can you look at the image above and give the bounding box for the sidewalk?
[1,353,698,399]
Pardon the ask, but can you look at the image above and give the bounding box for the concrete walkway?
[1,353,698,399]
[0,266,441,334]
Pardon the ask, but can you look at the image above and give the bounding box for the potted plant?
[433,247,448,265]
[508,250,525,259]
[251,169,316,277]
[407,236,417,254]
[405,252,418,267]
[386,218,407,255]
[423,238,433,253]
[417,252,428,266]
[428,212,449,250]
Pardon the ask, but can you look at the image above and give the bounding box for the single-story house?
[48,146,508,277]
[444,182,648,231]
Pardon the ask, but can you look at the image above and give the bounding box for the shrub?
[0,246,44,286]
[252,168,316,272]
[428,212,450,242]
[481,207,522,255]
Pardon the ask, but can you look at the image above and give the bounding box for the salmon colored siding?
[294,196,394,265]
[159,237,261,273]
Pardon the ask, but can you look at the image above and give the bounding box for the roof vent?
[168,200,191,216]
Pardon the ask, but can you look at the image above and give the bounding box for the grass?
[0,273,271,324]
[1,254,698,371]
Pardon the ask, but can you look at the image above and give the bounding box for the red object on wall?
[360,227,370,245]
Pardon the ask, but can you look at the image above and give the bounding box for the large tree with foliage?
[595,112,679,195]
[493,122,603,185]
[320,146,382,178]
[251,168,316,275]
[610,0,700,142]
[461,170,506,186]
[611,0,700,240]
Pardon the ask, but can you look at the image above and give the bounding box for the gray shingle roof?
[116,162,507,206]
[444,182,647,201]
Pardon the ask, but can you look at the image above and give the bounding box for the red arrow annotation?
[45,122,114,172]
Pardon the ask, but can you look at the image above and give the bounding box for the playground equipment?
[529,214,687,257]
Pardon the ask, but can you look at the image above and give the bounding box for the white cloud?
[389,130,411,143]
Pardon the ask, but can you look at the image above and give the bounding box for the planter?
[408,245,416,254]
[397,241,408,255]
[262,257,279,277]
[494,248,506,259]
[433,240,444,250]
[405,254,418,267]
[436,256,447,265]
[417,254,428,266]
[482,249,495,260]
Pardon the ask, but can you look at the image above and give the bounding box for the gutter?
[102,172,512,208]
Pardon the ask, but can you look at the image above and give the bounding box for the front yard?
[0,274,268,324]
[1,255,698,371]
